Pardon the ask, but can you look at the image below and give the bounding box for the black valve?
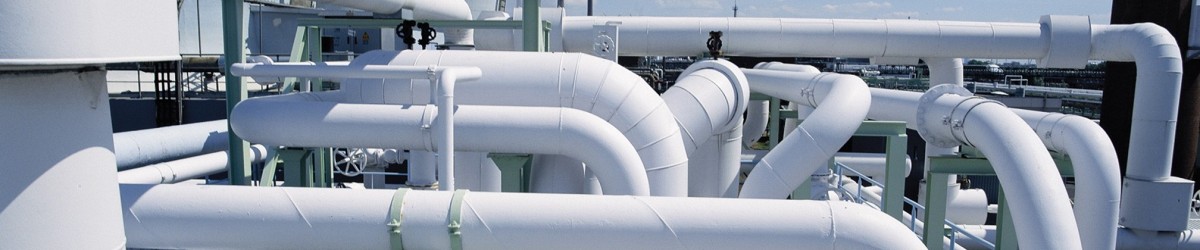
[417,22,438,49]
[395,20,417,50]
[707,31,723,59]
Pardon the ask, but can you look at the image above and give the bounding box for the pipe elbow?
[827,201,925,249]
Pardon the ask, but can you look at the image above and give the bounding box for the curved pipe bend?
[231,96,650,196]
[915,85,1081,250]
[662,60,750,197]
[738,69,871,199]
[343,50,688,196]
[1012,109,1120,250]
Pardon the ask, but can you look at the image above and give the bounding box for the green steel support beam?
[768,97,781,148]
[222,0,252,185]
[491,153,532,192]
[923,172,951,250]
[279,148,311,187]
[995,187,1018,250]
[875,122,909,220]
[522,0,543,52]
[280,26,309,93]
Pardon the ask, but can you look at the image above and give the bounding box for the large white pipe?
[118,145,269,184]
[315,0,474,45]
[0,69,127,249]
[739,70,871,199]
[661,60,750,197]
[113,120,229,170]
[913,85,1080,249]
[752,62,820,138]
[1012,109,1120,250]
[120,184,924,249]
[530,155,589,194]
[343,50,689,196]
[232,96,650,195]
[408,150,438,187]
[833,177,968,250]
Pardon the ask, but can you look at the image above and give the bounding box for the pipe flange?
[680,59,750,133]
[916,84,974,148]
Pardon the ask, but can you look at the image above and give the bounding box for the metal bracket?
[592,22,620,62]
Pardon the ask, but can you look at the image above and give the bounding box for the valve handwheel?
[334,148,367,177]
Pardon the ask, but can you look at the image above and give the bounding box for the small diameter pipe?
[738,69,871,199]
[1012,109,1120,250]
[231,97,650,196]
[120,184,925,249]
[915,85,1080,249]
[113,120,229,170]
[118,145,269,184]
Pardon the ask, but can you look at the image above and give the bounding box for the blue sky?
[555,0,1112,24]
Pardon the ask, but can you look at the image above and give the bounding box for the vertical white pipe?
[408,150,439,187]
[0,69,126,249]
[923,57,963,188]
[663,60,750,197]
[436,67,456,191]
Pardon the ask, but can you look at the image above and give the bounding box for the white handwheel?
[334,148,367,177]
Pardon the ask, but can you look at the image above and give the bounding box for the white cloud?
[823,4,838,12]
[654,0,722,10]
[851,1,892,9]
[939,7,964,12]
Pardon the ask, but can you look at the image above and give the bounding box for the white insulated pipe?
[344,50,689,196]
[113,119,229,170]
[120,184,925,249]
[913,85,1080,249]
[1012,109,1121,250]
[741,100,768,147]
[454,151,501,192]
[315,0,474,45]
[232,62,479,191]
[661,60,749,197]
[738,69,871,199]
[408,150,438,187]
[834,152,913,185]
[752,62,820,138]
[231,95,650,196]
[531,155,591,194]
[118,145,269,184]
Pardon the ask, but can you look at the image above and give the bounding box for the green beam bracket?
[854,121,908,220]
[222,0,252,185]
[522,0,543,52]
[924,152,1072,250]
[279,148,311,187]
[490,153,533,192]
[923,172,952,249]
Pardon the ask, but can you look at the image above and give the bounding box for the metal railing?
[831,162,996,250]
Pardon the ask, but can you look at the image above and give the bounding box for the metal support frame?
[924,152,1073,250]
[222,0,252,185]
[490,153,533,192]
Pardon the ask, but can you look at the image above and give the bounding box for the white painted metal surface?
[661,60,749,197]
[113,120,230,170]
[738,69,871,199]
[346,50,689,196]
[316,0,475,45]
[232,95,650,195]
[0,70,127,249]
[118,145,269,184]
[0,0,179,66]
[120,184,925,249]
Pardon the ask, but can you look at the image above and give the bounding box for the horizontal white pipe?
[231,96,649,196]
[561,17,1048,58]
[739,69,871,199]
[833,152,912,185]
[231,63,483,82]
[120,184,924,249]
[117,145,269,184]
[315,0,474,44]
[113,120,229,170]
[662,60,749,197]
[345,50,688,196]
[1011,109,1120,250]
[915,86,1080,249]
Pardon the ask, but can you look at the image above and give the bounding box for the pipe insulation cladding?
[112,119,230,170]
[661,60,750,197]
[340,50,689,196]
[914,85,1081,250]
[117,144,270,184]
[738,69,871,199]
[231,94,650,196]
[120,184,925,249]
